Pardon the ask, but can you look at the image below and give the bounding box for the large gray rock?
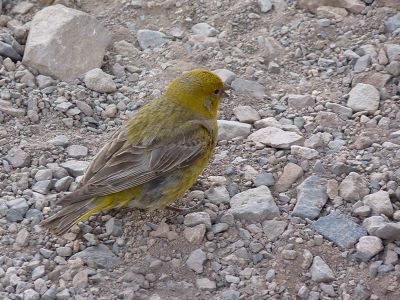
[385,12,400,32]
[5,147,31,168]
[356,236,383,261]
[292,176,327,220]
[23,5,111,81]
[313,212,367,248]
[71,244,119,269]
[249,127,304,149]
[339,172,369,202]
[84,68,117,93]
[60,160,89,177]
[228,185,279,222]
[217,120,251,141]
[347,83,380,112]
[363,191,393,217]
[137,29,169,50]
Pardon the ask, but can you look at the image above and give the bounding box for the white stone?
[217,120,251,141]
[84,68,117,93]
[347,83,380,112]
[363,191,393,217]
[249,127,304,149]
[356,236,383,261]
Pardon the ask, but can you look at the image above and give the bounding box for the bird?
[41,69,225,235]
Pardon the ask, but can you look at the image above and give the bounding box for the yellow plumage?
[41,69,225,234]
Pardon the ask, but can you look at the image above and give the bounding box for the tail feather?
[40,200,93,235]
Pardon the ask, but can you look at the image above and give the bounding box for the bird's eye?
[214,89,220,94]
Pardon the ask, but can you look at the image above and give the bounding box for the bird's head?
[165,69,225,119]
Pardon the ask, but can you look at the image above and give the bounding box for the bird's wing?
[58,119,214,204]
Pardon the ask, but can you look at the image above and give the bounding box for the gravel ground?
[1,0,400,299]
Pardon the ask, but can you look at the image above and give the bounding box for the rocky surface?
[1,0,400,299]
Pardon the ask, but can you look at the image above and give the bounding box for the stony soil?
[1,0,400,299]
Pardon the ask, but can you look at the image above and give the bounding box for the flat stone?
[183,224,206,244]
[291,145,319,160]
[231,78,265,99]
[23,289,40,300]
[313,212,367,248]
[105,218,123,237]
[347,83,380,112]
[385,12,400,32]
[254,172,275,187]
[184,212,211,229]
[32,180,51,194]
[23,4,111,81]
[287,94,315,109]
[363,191,393,217]
[262,220,287,241]
[191,23,217,37]
[275,162,303,193]
[60,160,89,177]
[205,186,230,205]
[186,249,206,273]
[72,270,89,289]
[315,111,344,128]
[217,120,251,141]
[212,69,236,85]
[71,244,119,269]
[362,216,386,236]
[67,145,88,158]
[15,228,29,247]
[249,127,304,149]
[84,68,117,93]
[374,222,400,240]
[254,117,282,129]
[233,105,260,123]
[325,102,353,118]
[316,6,348,21]
[292,175,327,220]
[258,0,273,12]
[137,29,169,50]
[227,185,279,222]
[385,44,400,63]
[5,147,31,168]
[196,278,216,290]
[35,169,53,181]
[356,236,383,261]
[353,55,371,73]
[339,172,369,202]
[310,256,335,283]
[12,1,34,14]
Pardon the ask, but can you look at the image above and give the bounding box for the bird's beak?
[221,84,232,98]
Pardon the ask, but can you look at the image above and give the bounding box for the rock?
[353,205,371,217]
[354,55,371,73]
[387,61,400,76]
[183,224,206,244]
[217,120,251,140]
[186,249,206,273]
[356,236,383,261]
[12,1,34,14]
[363,191,393,217]
[347,83,380,112]
[32,265,45,280]
[287,94,315,109]
[315,111,344,128]
[291,145,319,160]
[249,127,304,149]
[231,78,265,99]
[385,44,400,62]
[32,180,51,194]
[191,23,217,37]
[258,0,273,12]
[105,218,123,236]
[23,289,40,300]
[339,172,369,201]
[312,212,367,248]
[362,216,386,236]
[67,145,88,158]
[233,106,260,123]
[184,212,211,229]
[325,102,353,118]
[0,100,26,117]
[5,147,30,168]
[0,41,22,61]
[196,278,216,290]
[137,29,169,50]
[60,160,89,177]
[310,256,335,283]
[212,69,236,85]
[23,4,111,81]
[262,220,287,241]
[72,270,88,289]
[254,173,275,187]
[352,72,392,89]
[71,244,119,269]
[205,186,230,205]
[275,162,303,193]
[385,12,400,32]
[292,176,328,220]
[254,117,282,129]
[228,185,279,222]
[36,75,56,89]
[374,222,400,240]
[50,135,69,147]
[212,223,229,234]
[257,36,283,61]
[84,68,117,93]
[299,0,365,13]
[302,249,314,269]
[6,198,29,221]
[317,6,348,21]
[15,228,29,247]
[35,169,52,181]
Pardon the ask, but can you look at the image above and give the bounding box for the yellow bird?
[41,69,225,234]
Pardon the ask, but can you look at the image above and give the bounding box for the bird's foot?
[165,199,205,215]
